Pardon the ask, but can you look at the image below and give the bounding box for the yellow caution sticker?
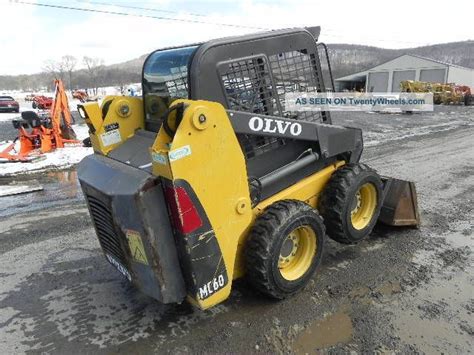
[126,230,149,265]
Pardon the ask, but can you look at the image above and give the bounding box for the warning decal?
[126,230,149,265]
[100,129,121,147]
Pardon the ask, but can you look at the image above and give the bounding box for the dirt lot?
[0,106,473,353]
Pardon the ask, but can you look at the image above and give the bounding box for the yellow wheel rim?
[278,225,317,281]
[350,183,377,230]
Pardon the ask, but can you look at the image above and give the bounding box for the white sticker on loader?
[101,129,122,147]
[169,145,192,162]
[152,152,167,165]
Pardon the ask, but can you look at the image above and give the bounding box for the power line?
[13,1,432,47]
[13,1,271,30]
[74,0,209,18]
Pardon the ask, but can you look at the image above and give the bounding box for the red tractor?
[454,85,474,106]
[32,95,53,110]
[72,90,89,103]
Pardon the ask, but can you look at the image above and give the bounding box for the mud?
[292,310,353,353]
[0,106,473,353]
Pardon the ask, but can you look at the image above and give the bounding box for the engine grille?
[87,195,126,265]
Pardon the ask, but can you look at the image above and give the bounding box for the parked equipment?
[32,95,53,110]
[78,27,419,310]
[465,94,474,106]
[0,80,79,162]
[400,80,473,105]
[25,94,36,102]
[456,85,474,106]
[73,90,89,103]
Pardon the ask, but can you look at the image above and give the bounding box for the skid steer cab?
[78,27,419,310]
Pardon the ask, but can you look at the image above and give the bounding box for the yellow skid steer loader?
[77,27,419,310]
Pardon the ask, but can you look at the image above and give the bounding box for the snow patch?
[0,109,24,122]
[0,183,43,197]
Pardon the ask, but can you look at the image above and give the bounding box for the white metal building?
[335,54,474,92]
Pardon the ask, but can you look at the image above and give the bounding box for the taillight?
[164,185,203,234]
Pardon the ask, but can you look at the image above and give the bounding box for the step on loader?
[77,27,419,310]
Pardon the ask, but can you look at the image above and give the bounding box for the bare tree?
[42,59,66,88]
[83,56,104,94]
[61,55,77,91]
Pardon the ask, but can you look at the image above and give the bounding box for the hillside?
[326,41,474,79]
[1,40,472,91]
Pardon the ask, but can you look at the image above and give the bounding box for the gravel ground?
[0,106,473,353]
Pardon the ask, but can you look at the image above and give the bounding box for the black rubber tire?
[319,163,383,244]
[465,95,473,106]
[82,137,92,147]
[245,200,325,299]
[32,102,37,109]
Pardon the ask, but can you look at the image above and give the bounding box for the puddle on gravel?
[292,310,353,353]
[388,228,473,353]
[0,169,83,218]
[375,281,402,296]
[391,270,473,354]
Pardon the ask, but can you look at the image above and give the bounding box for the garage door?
[392,70,416,92]
[420,69,445,83]
[367,72,389,92]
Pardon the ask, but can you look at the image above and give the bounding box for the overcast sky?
[1,0,473,75]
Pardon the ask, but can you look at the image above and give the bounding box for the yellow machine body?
[79,98,418,310]
[77,26,421,311]
[150,100,343,309]
[80,96,145,155]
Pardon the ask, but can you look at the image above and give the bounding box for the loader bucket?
[378,177,420,227]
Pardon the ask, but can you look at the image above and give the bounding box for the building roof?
[335,54,473,82]
[408,54,474,70]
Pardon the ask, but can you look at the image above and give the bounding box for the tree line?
[2,41,471,94]
[0,55,140,93]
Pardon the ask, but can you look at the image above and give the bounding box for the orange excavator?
[0,80,81,162]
